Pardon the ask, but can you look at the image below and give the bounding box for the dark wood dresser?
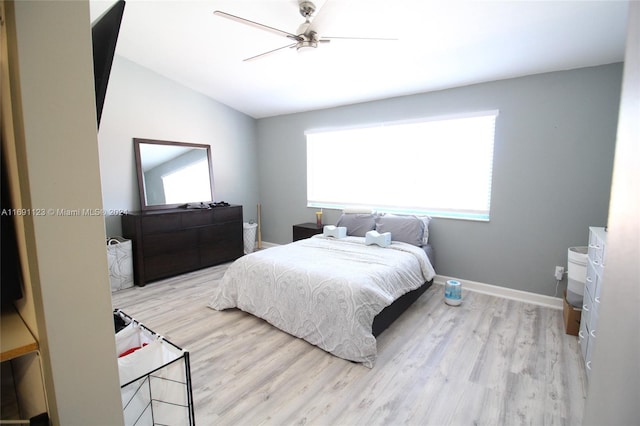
[121,205,243,286]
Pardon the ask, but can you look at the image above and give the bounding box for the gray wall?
[256,64,623,297]
[98,56,259,236]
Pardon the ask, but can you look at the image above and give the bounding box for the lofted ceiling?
[90,0,629,119]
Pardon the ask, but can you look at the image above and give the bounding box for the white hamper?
[107,237,134,292]
[567,246,588,307]
[243,222,258,254]
[114,310,195,426]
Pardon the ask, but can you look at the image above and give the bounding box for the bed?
[208,213,435,368]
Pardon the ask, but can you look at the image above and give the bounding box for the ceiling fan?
[213,0,397,61]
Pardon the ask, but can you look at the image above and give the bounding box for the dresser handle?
[590,329,596,338]
[595,296,600,304]
[578,331,585,339]
[583,304,589,312]
[586,361,592,370]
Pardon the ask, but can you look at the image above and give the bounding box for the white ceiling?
[90,0,629,119]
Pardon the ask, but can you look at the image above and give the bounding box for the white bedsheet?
[208,235,436,367]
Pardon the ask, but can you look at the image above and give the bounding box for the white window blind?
[306,111,498,221]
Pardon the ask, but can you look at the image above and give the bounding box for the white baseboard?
[257,241,279,249]
[250,244,563,310]
[434,275,563,310]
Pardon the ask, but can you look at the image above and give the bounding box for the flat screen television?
[92,0,125,128]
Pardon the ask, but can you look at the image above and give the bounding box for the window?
[161,159,210,204]
[306,111,498,221]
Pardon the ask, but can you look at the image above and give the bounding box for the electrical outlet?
[555,266,565,281]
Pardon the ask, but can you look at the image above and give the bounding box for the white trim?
[259,241,279,249]
[304,109,500,135]
[248,246,562,309]
[434,275,563,310]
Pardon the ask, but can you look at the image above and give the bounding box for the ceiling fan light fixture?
[297,30,318,53]
[296,39,318,53]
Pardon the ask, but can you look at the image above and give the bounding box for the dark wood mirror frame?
[133,138,215,211]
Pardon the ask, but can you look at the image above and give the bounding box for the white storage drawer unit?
[579,226,606,381]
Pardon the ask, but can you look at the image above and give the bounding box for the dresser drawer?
[585,260,599,301]
[588,291,600,339]
[598,241,607,277]
[142,229,198,256]
[144,249,199,282]
[212,206,242,223]
[179,206,241,228]
[142,213,182,234]
[578,318,589,363]
[588,231,604,269]
[200,222,242,245]
[581,287,593,336]
[200,243,243,265]
[181,209,216,228]
[585,330,595,381]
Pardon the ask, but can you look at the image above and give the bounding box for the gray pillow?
[336,213,376,237]
[375,214,425,246]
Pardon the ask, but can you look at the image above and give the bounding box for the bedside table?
[293,223,324,241]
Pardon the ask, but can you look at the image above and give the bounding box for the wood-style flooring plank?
[111,263,587,425]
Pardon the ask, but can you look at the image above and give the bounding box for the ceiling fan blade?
[307,0,332,34]
[214,11,302,41]
[320,36,398,41]
[243,43,297,62]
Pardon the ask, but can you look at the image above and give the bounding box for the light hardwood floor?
[111,263,587,425]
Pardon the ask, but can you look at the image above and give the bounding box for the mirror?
[133,138,214,210]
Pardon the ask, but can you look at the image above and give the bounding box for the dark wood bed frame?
[372,279,433,337]
[293,227,434,338]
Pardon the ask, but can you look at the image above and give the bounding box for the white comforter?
[208,235,436,367]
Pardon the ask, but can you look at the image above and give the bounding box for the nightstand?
[293,223,324,241]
